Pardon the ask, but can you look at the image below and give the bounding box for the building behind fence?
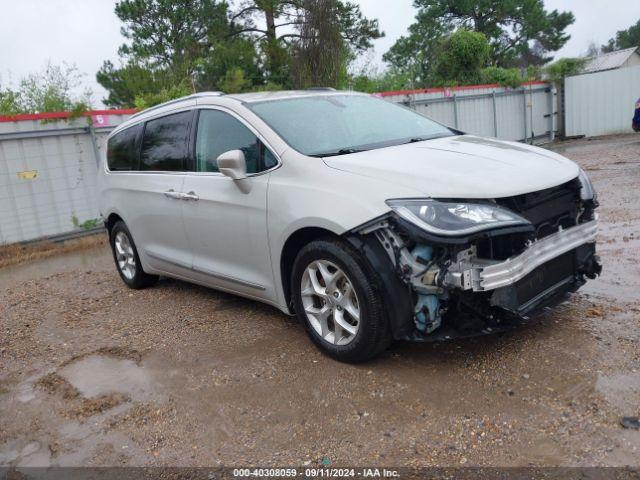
[565,64,640,137]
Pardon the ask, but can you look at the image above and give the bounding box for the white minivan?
[99,90,601,362]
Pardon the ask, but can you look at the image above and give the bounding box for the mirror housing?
[217,150,247,180]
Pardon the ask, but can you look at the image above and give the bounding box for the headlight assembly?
[386,199,531,236]
[578,168,597,201]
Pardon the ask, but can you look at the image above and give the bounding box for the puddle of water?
[0,440,51,467]
[59,355,158,402]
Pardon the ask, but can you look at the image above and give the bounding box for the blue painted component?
[411,244,441,333]
[412,244,433,263]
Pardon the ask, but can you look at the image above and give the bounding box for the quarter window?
[140,111,192,171]
[195,109,275,173]
[107,125,141,171]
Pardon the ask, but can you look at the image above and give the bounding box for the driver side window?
[195,109,267,173]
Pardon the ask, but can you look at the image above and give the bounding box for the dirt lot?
[1,135,639,468]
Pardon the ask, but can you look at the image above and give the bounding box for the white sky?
[1,0,639,107]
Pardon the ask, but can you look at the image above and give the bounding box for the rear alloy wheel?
[292,238,390,362]
[109,220,158,289]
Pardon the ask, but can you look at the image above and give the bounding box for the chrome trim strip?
[144,250,266,291]
[449,219,598,292]
[145,250,192,270]
[192,265,266,291]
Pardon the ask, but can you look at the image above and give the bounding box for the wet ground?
[1,135,639,468]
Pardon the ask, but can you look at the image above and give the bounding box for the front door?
[181,108,279,301]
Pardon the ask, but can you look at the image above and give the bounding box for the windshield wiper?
[309,147,367,157]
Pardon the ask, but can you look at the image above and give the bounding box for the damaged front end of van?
[348,174,602,341]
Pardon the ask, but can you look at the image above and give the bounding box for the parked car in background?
[99,90,601,362]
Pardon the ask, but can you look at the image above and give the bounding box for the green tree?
[219,68,251,93]
[96,61,164,108]
[602,20,640,53]
[382,12,448,88]
[544,57,586,83]
[230,0,383,85]
[433,29,491,85]
[291,0,351,88]
[97,0,262,107]
[387,0,575,77]
[0,82,21,115]
[0,63,92,115]
[114,0,229,80]
[479,66,524,88]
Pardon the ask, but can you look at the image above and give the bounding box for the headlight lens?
[386,199,530,236]
[578,168,597,201]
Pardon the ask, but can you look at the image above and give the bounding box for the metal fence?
[380,81,556,143]
[565,65,640,137]
[0,111,134,245]
[0,84,558,246]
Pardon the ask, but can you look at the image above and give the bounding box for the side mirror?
[216,150,247,180]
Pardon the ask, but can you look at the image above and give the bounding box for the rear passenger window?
[195,109,276,174]
[140,111,192,171]
[107,125,140,171]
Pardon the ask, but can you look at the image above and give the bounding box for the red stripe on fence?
[0,109,138,123]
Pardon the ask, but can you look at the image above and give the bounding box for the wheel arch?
[105,212,124,234]
[280,226,341,310]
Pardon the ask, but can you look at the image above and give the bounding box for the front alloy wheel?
[301,260,360,346]
[291,238,390,362]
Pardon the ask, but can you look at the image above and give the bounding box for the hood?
[322,135,580,199]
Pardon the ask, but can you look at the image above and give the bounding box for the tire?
[109,220,159,289]
[291,238,390,363]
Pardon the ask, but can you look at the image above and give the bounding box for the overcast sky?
[1,0,639,108]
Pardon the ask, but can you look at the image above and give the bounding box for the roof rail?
[129,91,225,119]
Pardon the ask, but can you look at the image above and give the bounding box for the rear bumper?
[445,219,599,292]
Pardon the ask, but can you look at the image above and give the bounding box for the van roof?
[110,89,364,137]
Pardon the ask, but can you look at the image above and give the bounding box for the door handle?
[182,191,199,201]
[164,189,183,200]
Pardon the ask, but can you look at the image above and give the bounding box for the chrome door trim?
[192,265,266,291]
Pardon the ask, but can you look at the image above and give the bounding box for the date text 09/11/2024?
[232,468,400,478]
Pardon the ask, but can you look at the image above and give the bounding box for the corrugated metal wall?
[381,82,555,143]
[0,112,132,245]
[565,65,640,137]
[0,85,556,246]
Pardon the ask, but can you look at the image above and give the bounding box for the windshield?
[247,94,454,156]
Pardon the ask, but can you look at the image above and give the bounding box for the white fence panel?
[381,82,554,143]
[0,112,132,245]
[565,65,640,137]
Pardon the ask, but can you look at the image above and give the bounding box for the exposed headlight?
[386,199,530,236]
[578,168,597,201]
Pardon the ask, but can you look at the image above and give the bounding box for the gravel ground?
[1,135,639,468]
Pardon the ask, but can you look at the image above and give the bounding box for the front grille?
[478,179,582,260]
[496,179,581,239]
